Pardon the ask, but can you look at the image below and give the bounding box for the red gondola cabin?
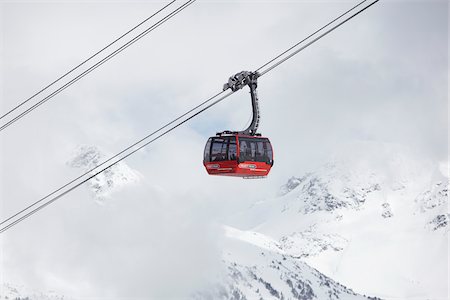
[203,133,273,178]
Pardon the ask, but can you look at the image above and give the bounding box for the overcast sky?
[0,0,448,298]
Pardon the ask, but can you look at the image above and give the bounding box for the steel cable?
[0,90,232,234]
[0,0,196,132]
[258,0,379,76]
[0,0,379,234]
[0,0,177,122]
[0,89,226,228]
[255,0,370,73]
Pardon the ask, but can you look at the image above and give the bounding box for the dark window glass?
[265,140,273,164]
[239,138,254,162]
[239,139,251,162]
[255,141,266,162]
[239,137,273,163]
[228,137,237,160]
[204,138,212,162]
[211,138,228,161]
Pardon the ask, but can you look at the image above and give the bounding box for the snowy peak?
[68,145,103,170]
[416,180,448,213]
[278,163,382,214]
[279,231,348,259]
[278,176,304,196]
[427,213,449,231]
[194,226,370,300]
[224,225,283,253]
[0,283,66,300]
[381,202,394,218]
[415,180,449,231]
[67,145,140,201]
[227,146,449,299]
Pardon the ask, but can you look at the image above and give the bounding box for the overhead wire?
[0,0,379,234]
[0,0,177,123]
[258,0,379,76]
[0,0,196,133]
[0,89,226,229]
[0,90,232,234]
[255,0,370,73]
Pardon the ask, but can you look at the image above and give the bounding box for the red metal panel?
[203,133,273,178]
[204,161,271,177]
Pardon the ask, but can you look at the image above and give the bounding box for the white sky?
[0,0,448,298]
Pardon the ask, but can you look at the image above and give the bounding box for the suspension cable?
[0,0,379,234]
[258,0,379,76]
[0,0,177,123]
[0,90,232,234]
[255,0,369,73]
[0,90,226,228]
[0,0,196,133]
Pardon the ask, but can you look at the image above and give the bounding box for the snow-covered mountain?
[227,145,449,299]
[0,283,66,300]
[194,226,375,300]
[4,143,447,299]
[67,145,140,201]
